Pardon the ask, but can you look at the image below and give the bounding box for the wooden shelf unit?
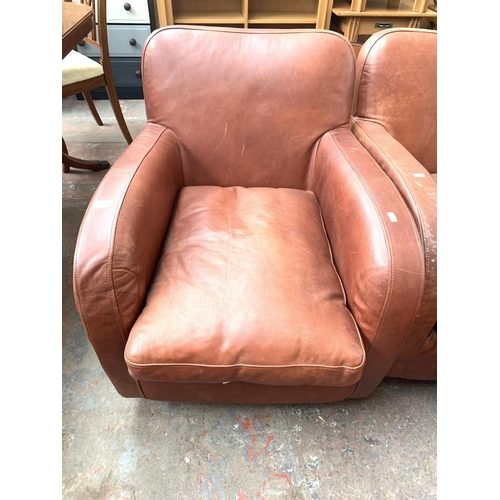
[174,10,246,24]
[156,0,330,29]
[248,11,318,24]
[327,0,437,41]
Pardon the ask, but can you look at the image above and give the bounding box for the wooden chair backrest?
[63,0,110,73]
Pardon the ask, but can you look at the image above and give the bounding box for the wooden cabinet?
[327,0,437,42]
[155,0,331,29]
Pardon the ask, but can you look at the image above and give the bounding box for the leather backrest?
[352,29,437,174]
[142,26,355,188]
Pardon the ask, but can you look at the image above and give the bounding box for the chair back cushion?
[142,26,355,188]
[353,29,437,173]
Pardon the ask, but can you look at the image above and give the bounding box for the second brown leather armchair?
[351,28,437,380]
[73,26,427,403]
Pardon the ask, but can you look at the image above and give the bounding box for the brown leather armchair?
[73,26,426,403]
[351,28,437,380]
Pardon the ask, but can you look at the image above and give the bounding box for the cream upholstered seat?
[62,50,103,87]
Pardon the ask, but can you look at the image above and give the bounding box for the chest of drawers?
[75,0,156,99]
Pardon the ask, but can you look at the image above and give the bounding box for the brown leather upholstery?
[73,26,426,403]
[351,28,437,380]
[125,186,365,387]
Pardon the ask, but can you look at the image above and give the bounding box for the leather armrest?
[313,128,424,397]
[351,117,437,267]
[351,118,437,373]
[73,123,183,397]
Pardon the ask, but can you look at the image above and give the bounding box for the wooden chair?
[62,0,133,172]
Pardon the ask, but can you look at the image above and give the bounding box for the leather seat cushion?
[125,186,365,387]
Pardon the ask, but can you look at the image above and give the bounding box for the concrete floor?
[62,96,437,500]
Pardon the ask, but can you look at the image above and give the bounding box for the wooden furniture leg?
[82,91,103,126]
[105,84,133,145]
[344,18,361,42]
[408,18,422,28]
[62,137,110,173]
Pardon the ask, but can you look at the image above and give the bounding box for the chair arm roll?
[351,118,437,273]
[73,123,183,397]
[351,118,437,371]
[313,128,424,397]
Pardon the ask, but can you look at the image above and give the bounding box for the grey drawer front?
[77,25,151,58]
[90,57,143,87]
[76,39,99,58]
[108,25,151,56]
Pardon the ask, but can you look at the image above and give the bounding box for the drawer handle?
[135,70,142,78]
[129,38,137,46]
[123,3,131,11]
[374,22,393,28]
[78,40,85,47]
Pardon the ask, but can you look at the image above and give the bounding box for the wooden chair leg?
[63,152,110,172]
[105,83,133,144]
[62,137,70,173]
[62,137,110,173]
[82,91,103,126]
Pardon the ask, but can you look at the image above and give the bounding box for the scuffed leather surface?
[142,26,355,189]
[125,186,365,387]
[387,323,437,380]
[313,128,424,397]
[73,123,183,397]
[352,28,437,173]
[351,29,437,381]
[351,119,437,379]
